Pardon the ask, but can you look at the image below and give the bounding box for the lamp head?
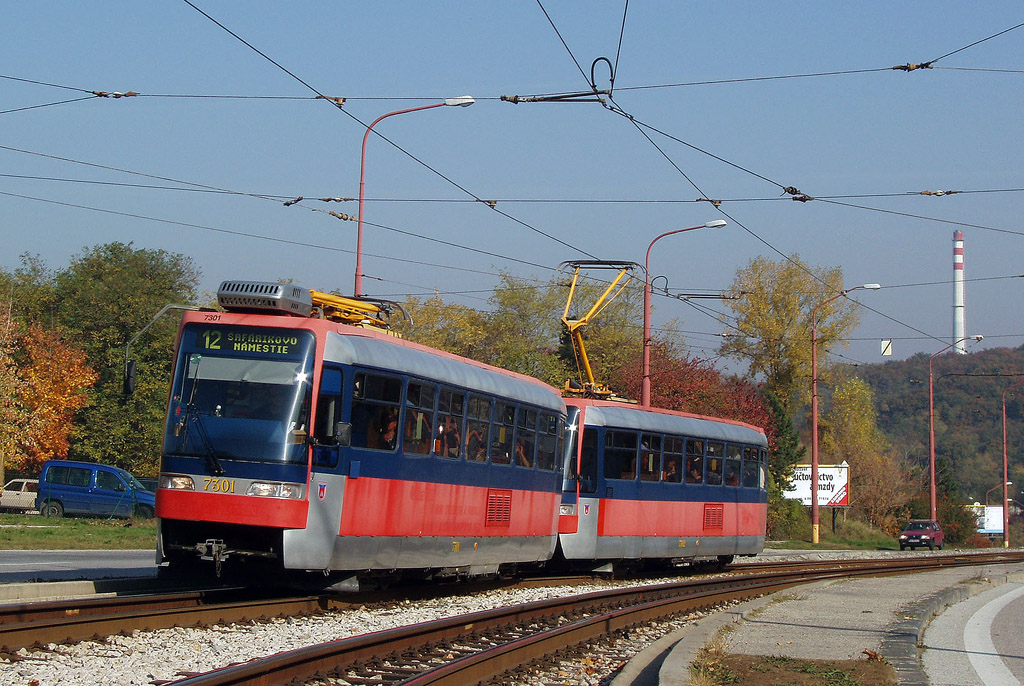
[861,283,882,290]
[971,334,984,341]
[444,95,475,107]
[703,219,727,229]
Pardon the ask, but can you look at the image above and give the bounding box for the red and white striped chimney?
[953,231,966,354]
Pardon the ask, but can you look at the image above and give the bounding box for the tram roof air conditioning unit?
[217,280,313,317]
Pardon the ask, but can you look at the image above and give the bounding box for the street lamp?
[1002,380,1024,547]
[353,96,475,297]
[928,334,983,520]
[986,481,1012,506]
[810,283,880,544]
[641,219,727,407]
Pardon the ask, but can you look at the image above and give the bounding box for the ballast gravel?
[0,549,949,686]
[1,579,667,686]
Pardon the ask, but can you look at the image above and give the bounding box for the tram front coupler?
[196,539,230,577]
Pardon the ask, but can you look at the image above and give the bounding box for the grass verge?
[0,513,157,550]
[690,639,897,686]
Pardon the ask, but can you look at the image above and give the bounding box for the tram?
[155,280,566,589]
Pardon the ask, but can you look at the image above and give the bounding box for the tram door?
[286,365,348,570]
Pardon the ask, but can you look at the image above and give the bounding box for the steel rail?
[0,592,341,653]
[167,552,1024,686]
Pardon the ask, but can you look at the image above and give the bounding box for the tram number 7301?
[203,477,236,493]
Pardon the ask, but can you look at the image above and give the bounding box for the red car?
[899,520,944,550]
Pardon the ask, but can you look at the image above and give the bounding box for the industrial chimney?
[953,231,966,354]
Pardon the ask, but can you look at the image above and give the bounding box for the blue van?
[35,460,155,519]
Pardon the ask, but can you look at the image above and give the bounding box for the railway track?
[15,551,1010,686]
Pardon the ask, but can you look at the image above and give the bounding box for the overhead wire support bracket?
[500,90,610,105]
[892,62,934,71]
[91,90,138,98]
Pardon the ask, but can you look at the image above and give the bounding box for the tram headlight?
[246,481,304,499]
[559,504,576,516]
[160,474,195,490]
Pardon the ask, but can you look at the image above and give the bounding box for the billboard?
[980,506,1004,534]
[784,462,850,507]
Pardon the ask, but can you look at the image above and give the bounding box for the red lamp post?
[353,96,474,297]
[810,283,880,543]
[641,219,727,407]
[928,334,983,520]
[1001,380,1024,547]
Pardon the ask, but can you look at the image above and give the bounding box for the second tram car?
[557,399,768,571]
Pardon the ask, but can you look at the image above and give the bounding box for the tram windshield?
[164,324,315,465]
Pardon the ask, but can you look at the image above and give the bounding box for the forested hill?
[855,345,1024,502]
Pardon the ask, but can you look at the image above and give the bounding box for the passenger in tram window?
[725,467,740,486]
[381,416,398,450]
[686,455,703,484]
[365,407,398,450]
[663,457,681,483]
[466,425,487,461]
[443,420,461,458]
[515,439,533,467]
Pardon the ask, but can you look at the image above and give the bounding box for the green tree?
[394,294,488,359]
[54,243,199,475]
[719,255,858,411]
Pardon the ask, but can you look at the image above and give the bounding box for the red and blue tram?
[557,399,768,570]
[156,281,566,589]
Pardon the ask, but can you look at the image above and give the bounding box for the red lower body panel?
[157,489,308,529]
[338,478,559,537]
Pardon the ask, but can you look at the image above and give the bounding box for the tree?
[12,325,97,472]
[393,293,488,359]
[53,243,199,474]
[719,255,859,411]
[0,300,27,485]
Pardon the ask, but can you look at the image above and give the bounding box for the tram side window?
[724,443,742,486]
[404,380,436,456]
[515,407,537,468]
[663,436,683,483]
[741,447,760,488]
[685,439,704,484]
[605,430,638,480]
[351,372,402,451]
[436,387,465,459]
[465,395,491,462]
[491,402,516,464]
[706,441,724,485]
[537,412,559,471]
[639,433,662,481]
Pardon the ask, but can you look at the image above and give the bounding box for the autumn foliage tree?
[719,255,860,412]
[12,325,97,472]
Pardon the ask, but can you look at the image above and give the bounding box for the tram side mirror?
[123,360,137,396]
[333,422,352,447]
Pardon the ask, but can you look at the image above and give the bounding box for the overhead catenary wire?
[4,8,1019,364]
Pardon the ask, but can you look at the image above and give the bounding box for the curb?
[881,570,1024,685]
[611,569,1024,686]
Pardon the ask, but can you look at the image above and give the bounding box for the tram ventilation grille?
[485,489,512,527]
[704,504,724,530]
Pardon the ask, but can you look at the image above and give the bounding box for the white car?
[0,479,39,512]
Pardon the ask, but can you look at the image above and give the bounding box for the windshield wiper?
[176,355,226,476]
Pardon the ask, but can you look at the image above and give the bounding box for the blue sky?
[2,2,1022,369]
